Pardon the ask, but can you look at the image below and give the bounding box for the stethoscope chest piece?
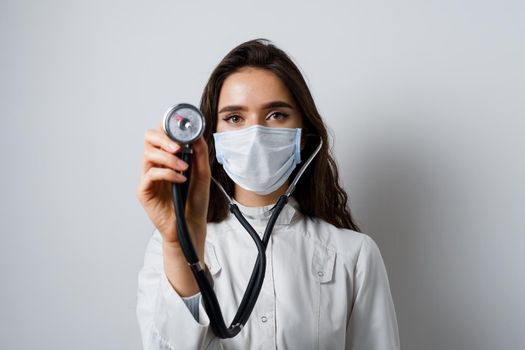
[163,103,205,146]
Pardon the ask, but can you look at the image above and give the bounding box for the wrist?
[162,242,200,296]
[163,238,205,260]
[162,240,187,263]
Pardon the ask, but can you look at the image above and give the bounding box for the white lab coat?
[137,199,400,349]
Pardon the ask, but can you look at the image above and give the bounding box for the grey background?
[1,0,523,349]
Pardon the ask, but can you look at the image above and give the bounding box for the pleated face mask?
[213,125,302,195]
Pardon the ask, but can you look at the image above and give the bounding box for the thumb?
[191,137,211,182]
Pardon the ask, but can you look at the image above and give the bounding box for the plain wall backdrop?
[1,0,523,349]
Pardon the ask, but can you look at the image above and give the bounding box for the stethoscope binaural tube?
[164,103,322,338]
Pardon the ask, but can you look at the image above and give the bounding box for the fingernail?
[167,143,178,152]
[178,160,188,170]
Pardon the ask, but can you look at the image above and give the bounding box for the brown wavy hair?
[200,39,360,231]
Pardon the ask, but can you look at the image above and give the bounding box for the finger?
[144,128,181,154]
[139,167,187,192]
[142,145,189,174]
[186,138,211,219]
[191,137,211,179]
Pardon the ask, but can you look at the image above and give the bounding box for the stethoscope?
[163,103,322,338]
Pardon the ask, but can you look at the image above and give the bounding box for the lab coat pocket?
[311,243,339,349]
[205,241,222,276]
[311,242,336,283]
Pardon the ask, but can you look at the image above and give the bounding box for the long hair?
[200,39,360,231]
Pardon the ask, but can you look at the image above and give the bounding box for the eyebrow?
[218,101,294,114]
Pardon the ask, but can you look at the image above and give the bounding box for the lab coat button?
[261,316,268,323]
[317,271,324,277]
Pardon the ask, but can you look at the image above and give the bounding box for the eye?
[223,114,242,124]
[267,111,289,121]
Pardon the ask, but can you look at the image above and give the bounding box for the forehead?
[218,67,295,107]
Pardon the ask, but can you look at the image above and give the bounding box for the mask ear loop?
[212,177,234,204]
[284,137,323,198]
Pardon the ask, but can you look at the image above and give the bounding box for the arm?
[137,230,214,349]
[136,123,216,348]
[137,126,210,297]
[346,236,400,350]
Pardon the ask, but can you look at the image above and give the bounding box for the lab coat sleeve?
[137,230,215,350]
[181,293,201,322]
[346,235,400,350]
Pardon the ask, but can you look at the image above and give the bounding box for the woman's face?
[216,67,303,132]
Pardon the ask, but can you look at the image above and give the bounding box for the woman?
[137,39,399,349]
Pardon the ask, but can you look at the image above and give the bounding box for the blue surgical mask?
[213,125,302,195]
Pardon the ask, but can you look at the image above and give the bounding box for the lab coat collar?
[231,196,301,229]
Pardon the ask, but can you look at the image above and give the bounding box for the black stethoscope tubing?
[172,139,322,338]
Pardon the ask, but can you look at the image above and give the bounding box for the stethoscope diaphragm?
[163,103,205,146]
